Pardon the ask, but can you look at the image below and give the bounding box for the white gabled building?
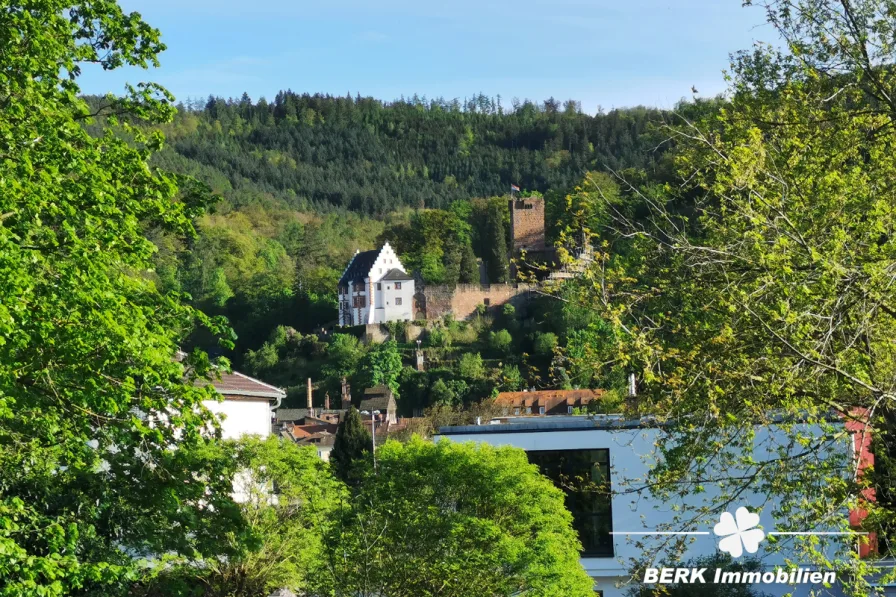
[338,243,415,326]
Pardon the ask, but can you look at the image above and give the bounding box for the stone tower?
[509,197,546,253]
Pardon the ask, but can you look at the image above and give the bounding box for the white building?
[338,243,415,326]
[437,417,868,597]
[204,370,284,440]
[204,369,285,503]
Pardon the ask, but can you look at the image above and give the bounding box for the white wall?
[437,424,852,597]
[204,399,272,440]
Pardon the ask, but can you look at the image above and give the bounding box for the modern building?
[436,416,863,597]
[338,243,414,326]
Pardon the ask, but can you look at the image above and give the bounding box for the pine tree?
[485,205,508,283]
[330,406,371,484]
[459,242,479,284]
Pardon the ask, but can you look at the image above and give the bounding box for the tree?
[322,438,594,597]
[429,378,455,405]
[459,241,479,284]
[330,406,372,484]
[564,0,896,585]
[0,3,244,594]
[324,333,364,380]
[357,340,403,397]
[457,352,485,380]
[140,437,347,597]
[489,329,513,356]
[533,331,558,357]
[484,203,509,283]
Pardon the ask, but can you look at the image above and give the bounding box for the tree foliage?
[0,2,244,594]
[322,438,594,597]
[562,0,896,586]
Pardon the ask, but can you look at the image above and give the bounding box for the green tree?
[324,333,364,380]
[429,378,455,405]
[142,437,347,597]
[0,2,245,594]
[457,352,485,380]
[533,331,558,357]
[566,0,896,585]
[489,329,513,356]
[484,203,509,283]
[357,340,403,397]
[459,241,479,284]
[323,438,594,597]
[330,406,372,484]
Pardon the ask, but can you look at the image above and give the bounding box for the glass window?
[376,283,381,290]
[526,449,613,557]
[395,282,402,290]
[539,406,546,414]
[395,297,403,305]
[568,406,574,414]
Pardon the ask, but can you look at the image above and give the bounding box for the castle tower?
[509,196,546,253]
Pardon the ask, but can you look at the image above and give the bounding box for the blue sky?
[79,0,775,112]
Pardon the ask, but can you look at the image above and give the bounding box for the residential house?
[359,385,398,424]
[338,243,415,326]
[202,370,284,439]
[494,389,603,416]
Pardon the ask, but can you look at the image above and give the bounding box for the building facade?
[338,243,415,326]
[437,417,860,597]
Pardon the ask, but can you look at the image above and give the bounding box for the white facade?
[338,243,415,326]
[437,418,856,597]
[203,398,274,440]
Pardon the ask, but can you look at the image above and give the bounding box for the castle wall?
[419,284,532,321]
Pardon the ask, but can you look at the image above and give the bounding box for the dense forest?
[154,91,670,213]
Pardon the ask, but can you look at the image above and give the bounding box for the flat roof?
[437,413,846,436]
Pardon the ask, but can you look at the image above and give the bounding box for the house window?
[513,408,520,415]
[353,296,366,308]
[395,297,403,306]
[568,406,574,414]
[484,298,490,306]
[395,282,402,290]
[377,283,381,290]
[525,407,531,414]
[379,268,383,273]
[354,282,364,292]
[539,406,546,414]
[526,449,613,557]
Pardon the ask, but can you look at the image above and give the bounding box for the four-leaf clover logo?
[714,506,765,557]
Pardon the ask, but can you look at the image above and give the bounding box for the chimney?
[307,378,313,416]
[340,377,351,409]
[625,373,639,415]
[324,392,330,411]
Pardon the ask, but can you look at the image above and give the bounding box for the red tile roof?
[495,389,603,414]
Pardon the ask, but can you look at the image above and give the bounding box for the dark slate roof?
[360,386,396,412]
[275,408,309,422]
[381,268,413,281]
[338,248,380,286]
[364,385,391,396]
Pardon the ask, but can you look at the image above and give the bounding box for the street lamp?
[361,409,381,471]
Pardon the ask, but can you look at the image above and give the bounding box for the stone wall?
[419,284,533,321]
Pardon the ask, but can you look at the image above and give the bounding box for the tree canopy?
[0,1,244,594]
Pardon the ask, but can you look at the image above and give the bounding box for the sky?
[78,0,776,112]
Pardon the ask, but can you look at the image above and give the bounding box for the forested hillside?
[154,92,670,213]
[100,91,682,366]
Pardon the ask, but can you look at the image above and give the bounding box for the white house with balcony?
[338,243,414,326]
